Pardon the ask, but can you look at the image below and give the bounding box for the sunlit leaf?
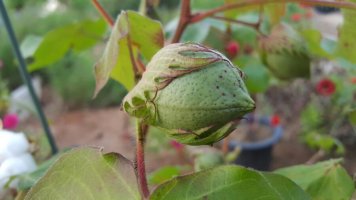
[148,166,182,185]
[151,165,310,200]
[275,159,355,200]
[25,147,140,200]
[265,3,286,26]
[301,29,331,58]
[94,11,164,96]
[20,35,43,59]
[223,0,258,19]
[336,8,356,63]
[28,19,106,71]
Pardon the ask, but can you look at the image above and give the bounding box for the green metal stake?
[0,0,58,154]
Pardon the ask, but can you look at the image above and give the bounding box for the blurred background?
[0,0,355,198]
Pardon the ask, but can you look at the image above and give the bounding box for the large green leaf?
[94,10,164,96]
[337,8,356,63]
[25,147,140,200]
[275,159,355,200]
[28,19,106,71]
[151,165,310,200]
[16,149,72,191]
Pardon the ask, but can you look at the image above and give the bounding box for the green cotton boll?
[123,42,255,145]
[259,23,311,80]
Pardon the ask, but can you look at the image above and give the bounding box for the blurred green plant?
[301,61,356,153]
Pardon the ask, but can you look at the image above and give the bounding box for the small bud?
[123,42,255,145]
[225,41,240,58]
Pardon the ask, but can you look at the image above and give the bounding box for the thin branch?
[171,0,192,43]
[91,0,114,27]
[210,16,266,36]
[136,120,150,198]
[191,0,356,23]
[306,149,325,165]
[127,34,141,81]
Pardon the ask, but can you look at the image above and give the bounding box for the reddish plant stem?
[191,0,356,23]
[136,121,149,198]
[126,21,141,79]
[171,0,192,43]
[91,0,114,27]
[210,16,266,36]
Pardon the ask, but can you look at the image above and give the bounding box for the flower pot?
[229,115,283,171]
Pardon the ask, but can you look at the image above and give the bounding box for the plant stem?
[171,0,191,43]
[306,149,325,165]
[91,0,114,27]
[191,0,356,23]
[210,16,266,36]
[136,120,149,198]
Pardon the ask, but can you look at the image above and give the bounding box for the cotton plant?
[0,123,37,192]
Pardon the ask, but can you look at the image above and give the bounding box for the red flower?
[225,41,240,58]
[3,113,19,130]
[270,114,280,127]
[351,77,356,84]
[291,13,302,22]
[316,78,336,96]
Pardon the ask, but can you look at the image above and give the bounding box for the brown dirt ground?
[26,106,355,175]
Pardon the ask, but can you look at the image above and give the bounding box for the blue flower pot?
[229,115,284,171]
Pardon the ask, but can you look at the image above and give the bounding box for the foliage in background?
[1,0,356,199]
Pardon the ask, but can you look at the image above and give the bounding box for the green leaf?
[275,159,355,200]
[301,29,331,58]
[148,166,182,185]
[20,35,43,59]
[222,0,258,19]
[17,152,64,190]
[181,20,211,42]
[265,3,286,26]
[28,19,106,71]
[151,165,310,200]
[25,147,140,200]
[94,11,164,96]
[349,109,356,125]
[301,103,321,131]
[336,9,356,63]
[191,0,224,10]
[243,62,270,94]
[16,148,73,191]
